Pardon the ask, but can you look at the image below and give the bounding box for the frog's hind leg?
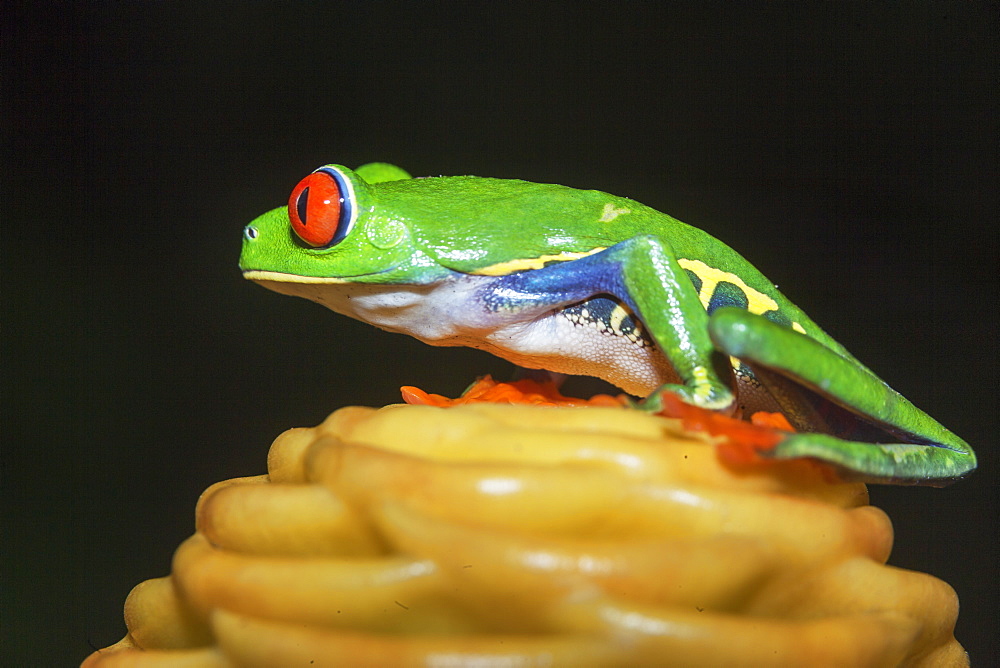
[707,307,976,485]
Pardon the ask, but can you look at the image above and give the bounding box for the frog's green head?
[240,163,424,285]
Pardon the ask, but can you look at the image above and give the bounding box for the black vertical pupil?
[296,186,310,226]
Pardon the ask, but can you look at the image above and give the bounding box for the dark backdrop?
[4,3,997,664]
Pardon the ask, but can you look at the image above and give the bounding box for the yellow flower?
[84,403,966,667]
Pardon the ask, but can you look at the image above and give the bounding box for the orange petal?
[751,411,796,432]
[656,392,788,465]
[401,376,628,408]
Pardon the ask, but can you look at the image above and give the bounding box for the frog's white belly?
[256,277,676,396]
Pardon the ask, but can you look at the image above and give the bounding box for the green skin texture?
[240,163,976,485]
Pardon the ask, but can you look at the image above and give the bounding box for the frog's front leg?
[477,234,735,412]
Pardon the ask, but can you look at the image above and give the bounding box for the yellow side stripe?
[678,258,778,315]
[471,248,607,276]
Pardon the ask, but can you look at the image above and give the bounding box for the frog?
[239,162,976,486]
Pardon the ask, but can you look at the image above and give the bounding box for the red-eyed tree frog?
[239,163,976,486]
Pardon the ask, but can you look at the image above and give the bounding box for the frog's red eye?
[288,167,353,247]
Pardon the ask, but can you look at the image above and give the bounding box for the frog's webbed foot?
[639,382,736,414]
[768,433,975,486]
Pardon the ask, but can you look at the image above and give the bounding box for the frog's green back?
[372,175,842,356]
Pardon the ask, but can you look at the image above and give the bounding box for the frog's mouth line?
[242,270,361,284]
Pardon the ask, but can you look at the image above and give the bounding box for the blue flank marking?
[478,247,629,314]
[707,281,749,313]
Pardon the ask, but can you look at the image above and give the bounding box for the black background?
[4,3,997,664]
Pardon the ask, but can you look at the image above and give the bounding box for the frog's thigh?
[706,306,893,417]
